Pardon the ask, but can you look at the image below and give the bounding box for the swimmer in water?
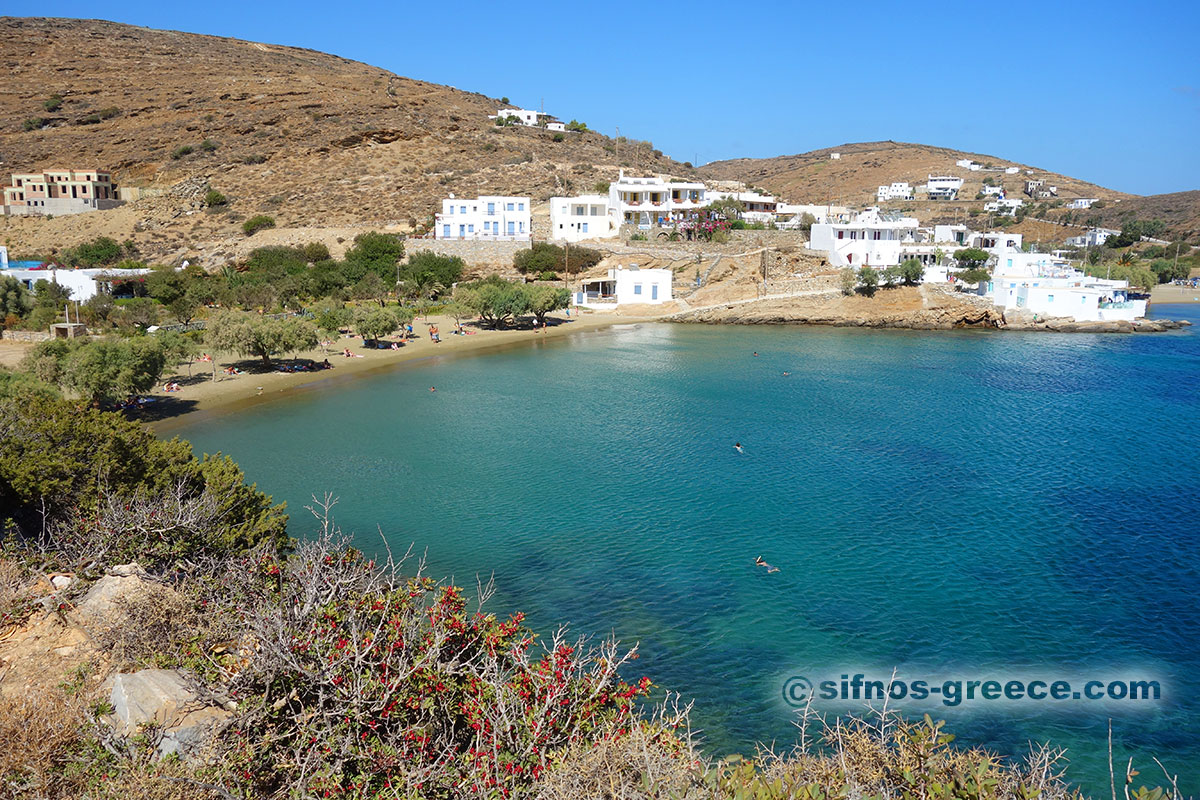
[782,371,791,376]
[734,442,744,454]
[429,386,436,392]
[753,352,758,357]
[755,555,780,573]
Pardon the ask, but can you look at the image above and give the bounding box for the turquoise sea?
[171,305,1200,793]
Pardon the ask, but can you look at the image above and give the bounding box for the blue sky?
[11,0,1199,195]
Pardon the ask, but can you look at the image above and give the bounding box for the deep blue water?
[171,306,1200,794]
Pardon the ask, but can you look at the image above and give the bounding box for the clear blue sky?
[10,0,1199,195]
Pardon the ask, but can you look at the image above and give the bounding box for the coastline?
[148,310,656,434]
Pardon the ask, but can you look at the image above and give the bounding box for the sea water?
[172,306,1200,793]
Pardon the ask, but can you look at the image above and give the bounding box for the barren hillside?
[700,140,1129,207]
[0,17,692,260]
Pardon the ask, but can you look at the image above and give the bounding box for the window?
[468,224,474,233]
[506,203,514,211]
[634,284,642,295]
[519,222,525,233]
[581,222,588,233]
[507,221,515,235]
[1047,294,1054,302]
[487,203,495,215]
[1007,259,1013,268]
[442,224,450,237]
[518,202,524,211]
[483,221,490,232]
[460,205,466,214]
[837,231,844,240]
[447,206,454,214]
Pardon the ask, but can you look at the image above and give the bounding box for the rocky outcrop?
[103,669,229,761]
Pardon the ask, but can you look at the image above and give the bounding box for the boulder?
[103,669,229,760]
[74,564,148,627]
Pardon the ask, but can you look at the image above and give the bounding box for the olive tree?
[206,311,318,367]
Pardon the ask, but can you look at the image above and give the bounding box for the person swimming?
[734,442,744,454]
[755,556,780,573]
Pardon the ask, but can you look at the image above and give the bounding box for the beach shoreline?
[148,311,656,434]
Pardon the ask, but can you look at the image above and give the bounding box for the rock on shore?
[667,285,1190,333]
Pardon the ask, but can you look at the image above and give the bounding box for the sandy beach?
[147,309,655,434]
[1151,284,1200,304]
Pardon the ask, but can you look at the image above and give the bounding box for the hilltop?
[0,17,690,261]
[699,140,1129,206]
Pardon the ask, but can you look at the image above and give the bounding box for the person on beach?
[734,442,744,454]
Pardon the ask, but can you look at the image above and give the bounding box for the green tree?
[116,296,162,330]
[353,306,410,345]
[313,302,352,354]
[352,272,389,307]
[857,266,879,297]
[900,259,925,286]
[0,387,288,554]
[63,236,123,267]
[168,295,199,325]
[206,312,319,366]
[402,251,464,294]
[344,232,405,282]
[513,243,601,275]
[62,338,167,405]
[526,285,570,325]
[953,248,990,269]
[839,268,857,296]
[797,212,817,237]
[880,265,902,287]
[145,266,188,305]
[80,292,116,328]
[1150,258,1189,284]
[704,197,745,220]
[455,276,530,328]
[0,275,33,321]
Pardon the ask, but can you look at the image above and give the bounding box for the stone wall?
[404,238,531,268]
[2,329,52,342]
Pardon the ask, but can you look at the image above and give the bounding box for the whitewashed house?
[607,172,711,228]
[1065,228,1120,248]
[704,188,778,222]
[984,198,1024,216]
[574,267,673,308]
[925,175,964,200]
[776,204,852,228]
[4,265,152,302]
[435,195,531,240]
[981,255,1146,322]
[980,185,1005,197]
[549,194,617,242]
[876,182,914,202]
[0,245,7,269]
[806,207,920,267]
[1067,198,1099,209]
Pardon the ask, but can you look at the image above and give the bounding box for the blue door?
[442,224,450,238]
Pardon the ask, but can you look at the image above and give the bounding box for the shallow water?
[174,306,1200,792]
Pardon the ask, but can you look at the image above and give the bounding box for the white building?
[925,175,964,200]
[980,185,1005,197]
[574,267,673,308]
[1067,198,1099,209]
[1065,228,1120,247]
[4,265,152,303]
[549,194,617,242]
[806,207,921,267]
[981,254,1146,322]
[776,203,851,228]
[608,172,710,228]
[984,198,1024,216]
[705,189,778,222]
[0,245,7,269]
[435,195,531,240]
[830,152,840,160]
[876,182,914,202]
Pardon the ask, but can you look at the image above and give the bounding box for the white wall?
[436,196,531,240]
[550,195,616,242]
[575,268,673,308]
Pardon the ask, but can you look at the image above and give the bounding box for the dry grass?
[94,581,203,671]
[0,686,85,799]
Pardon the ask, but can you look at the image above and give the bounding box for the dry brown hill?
[699,140,1130,207]
[0,17,691,261]
[1080,190,1200,243]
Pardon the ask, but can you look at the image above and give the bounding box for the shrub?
[170,144,194,160]
[840,267,858,296]
[857,265,879,296]
[63,236,123,267]
[203,188,228,207]
[302,241,330,262]
[243,153,267,165]
[242,214,276,235]
[551,132,565,142]
[0,388,289,556]
[97,106,120,119]
[79,114,101,125]
[514,243,601,275]
[22,117,45,131]
[199,138,218,152]
[539,270,559,282]
[42,94,63,112]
